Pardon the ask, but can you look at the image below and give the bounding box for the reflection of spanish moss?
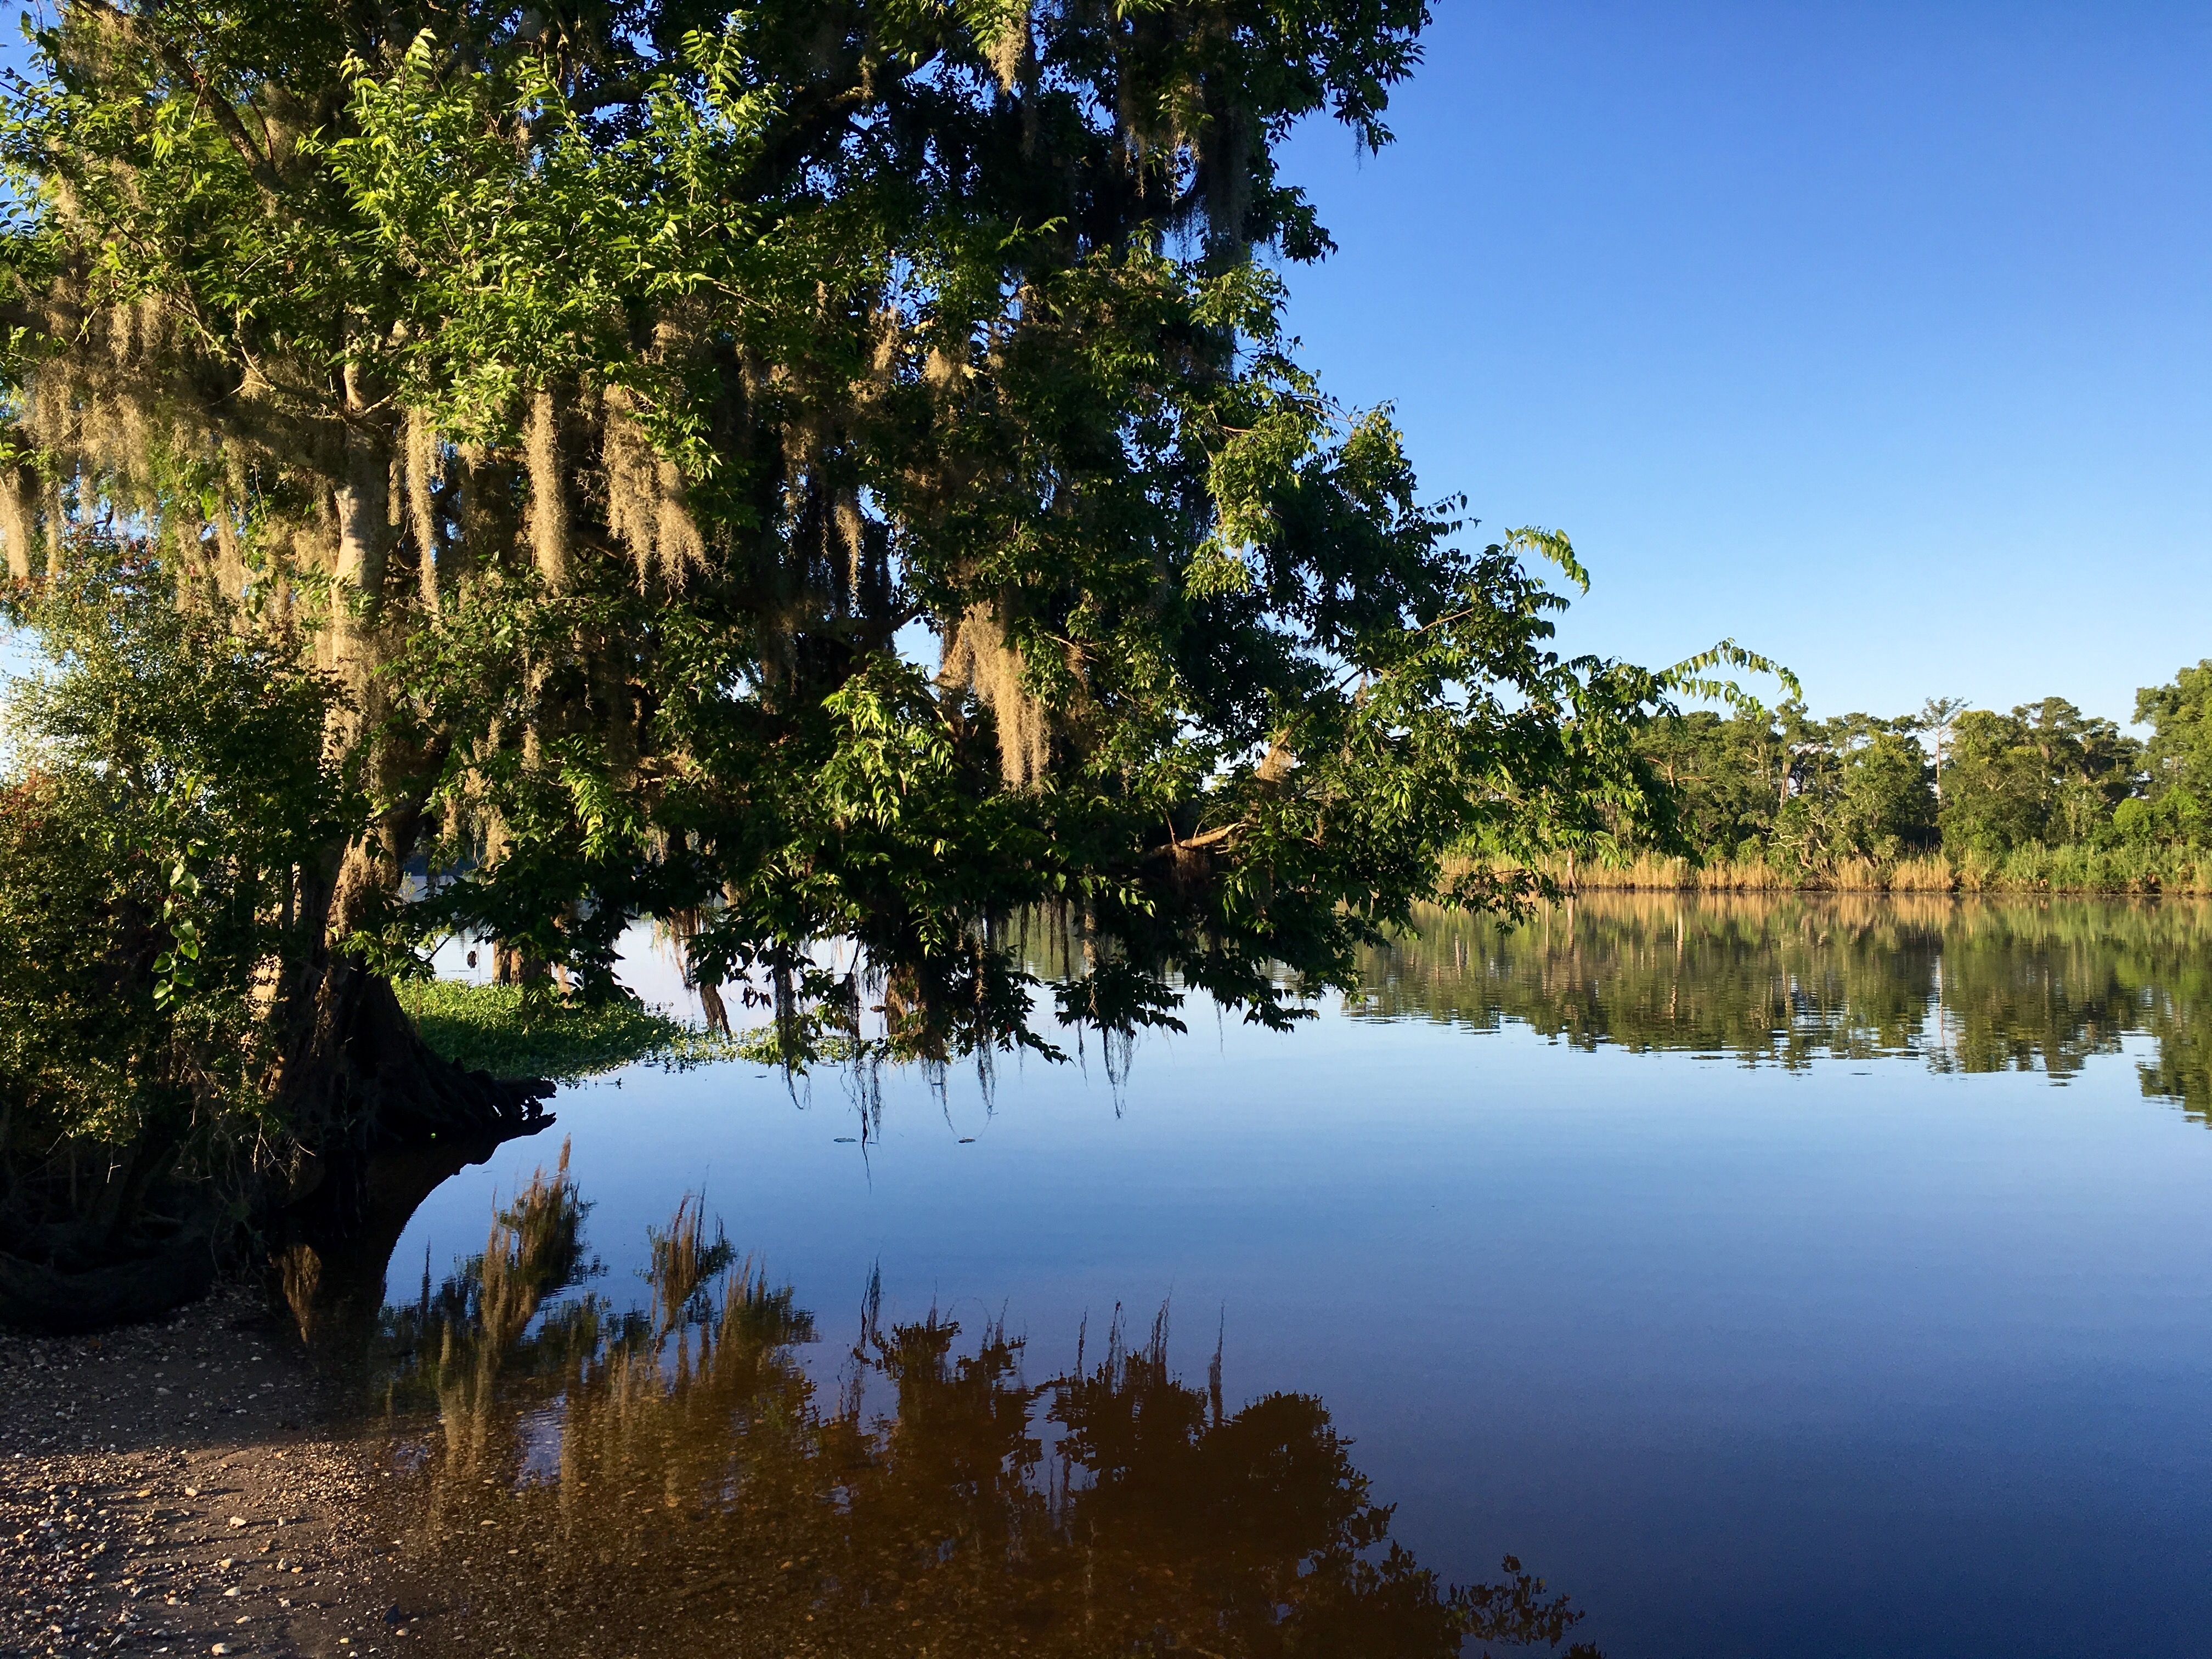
[1358,894,2212,1122]
[359,1165,1601,1657]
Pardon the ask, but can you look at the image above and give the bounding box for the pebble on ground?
[1,1285,403,1659]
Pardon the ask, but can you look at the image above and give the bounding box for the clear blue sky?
[1274,0,2212,727]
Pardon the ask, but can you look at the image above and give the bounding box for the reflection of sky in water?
[391,907,2212,1659]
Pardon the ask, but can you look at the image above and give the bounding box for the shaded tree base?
[0,1203,224,1335]
[0,973,557,1335]
[265,968,561,1352]
[284,966,557,1149]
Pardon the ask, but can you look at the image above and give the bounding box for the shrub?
[0,552,347,1266]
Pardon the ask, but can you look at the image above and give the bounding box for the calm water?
[328,897,2212,1657]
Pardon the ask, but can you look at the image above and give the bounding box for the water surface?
[342,896,2212,1657]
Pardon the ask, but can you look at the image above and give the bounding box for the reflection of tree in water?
[1356,895,2212,1121]
[354,1153,1598,1658]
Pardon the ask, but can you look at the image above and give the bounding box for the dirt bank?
[1,1284,409,1659]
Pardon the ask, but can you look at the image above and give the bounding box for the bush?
[0,552,347,1265]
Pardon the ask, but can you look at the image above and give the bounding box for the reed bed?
[1454,848,2212,896]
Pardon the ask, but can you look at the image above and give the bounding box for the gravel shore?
[1,1285,408,1659]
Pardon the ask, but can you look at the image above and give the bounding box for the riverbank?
[0,1284,399,1659]
[1475,848,2212,895]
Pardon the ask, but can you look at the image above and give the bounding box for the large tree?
[1938,698,2140,857]
[0,2,1760,1187]
[2133,660,2212,843]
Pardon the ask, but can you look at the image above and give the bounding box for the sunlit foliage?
[0,551,347,1270]
[0,0,1767,1109]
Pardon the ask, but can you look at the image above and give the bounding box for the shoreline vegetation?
[392,980,747,1082]
[1469,847,2212,896]
[1514,669,2212,895]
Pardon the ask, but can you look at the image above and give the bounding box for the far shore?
[1457,850,2212,898]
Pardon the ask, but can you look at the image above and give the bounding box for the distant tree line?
[1595,661,2212,888]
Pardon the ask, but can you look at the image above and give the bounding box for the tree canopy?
[2129,658,2212,846]
[1621,668,2210,887]
[0,0,1764,1176]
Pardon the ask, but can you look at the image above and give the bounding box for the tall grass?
[1454,847,2212,896]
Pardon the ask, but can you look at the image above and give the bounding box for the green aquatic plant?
[393,980,742,1082]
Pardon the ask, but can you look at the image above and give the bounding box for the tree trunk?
[267,392,549,1160]
[271,949,552,1155]
[699,979,730,1034]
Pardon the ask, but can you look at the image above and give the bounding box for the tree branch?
[78,0,281,208]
